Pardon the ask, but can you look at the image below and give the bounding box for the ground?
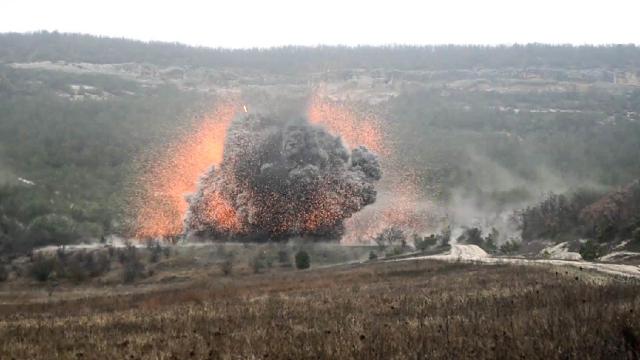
[1,246,639,359]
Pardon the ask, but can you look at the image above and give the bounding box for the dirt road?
[401,244,640,278]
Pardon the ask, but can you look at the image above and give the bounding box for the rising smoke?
[184,114,381,241]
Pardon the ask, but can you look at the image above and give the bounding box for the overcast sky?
[1,0,639,48]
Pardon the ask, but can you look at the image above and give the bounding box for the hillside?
[1,33,640,255]
[3,32,640,72]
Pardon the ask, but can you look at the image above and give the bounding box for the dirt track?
[400,244,640,278]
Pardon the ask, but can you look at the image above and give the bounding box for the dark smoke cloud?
[184,114,381,241]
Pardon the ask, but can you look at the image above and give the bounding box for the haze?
[2,0,639,48]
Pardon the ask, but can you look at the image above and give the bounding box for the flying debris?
[130,101,239,239]
[184,114,382,241]
[18,177,35,186]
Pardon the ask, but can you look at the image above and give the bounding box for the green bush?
[368,251,378,261]
[458,228,483,246]
[579,240,600,261]
[295,251,310,270]
[65,255,89,283]
[27,214,78,247]
[500,240,521,255]
[29,255,57,282]
[482,228,500,253]
[60,251,111,283]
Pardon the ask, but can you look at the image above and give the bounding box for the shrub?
[264,254,274,269]
[65,253,89,283]
[295,250,310,270]
[520,190,601,242]
[220,258,234,276]
[0,264,8,282]
[29,255,56,282]
[596,223,616,243]
[116,247,128,264]
[500,240,521,254]
[414,234,438,251]
[120,244,145,283]
[146,240,162,263]
[373,227,406,250]
[483,237,498,253]
[385,246,404,258]
[92,252,111,277]
[106,246,115,259]
[56,246,68,264]
[26,214,78,247]
[579,240,600,261]
[33,250,112,283]
[123,256,145,283]
[440,227,451,247]
[458,227,483,246]
[368,251,378,261]
[62,251,109,283]
[482,228,500,253]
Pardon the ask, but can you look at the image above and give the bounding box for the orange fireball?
[131,101,239,238]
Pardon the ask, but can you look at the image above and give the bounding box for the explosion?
[131,101,239,238]
[308,94,388,156]
[184,114,381,241]
[308,95,437,243]
[132,94,434,243]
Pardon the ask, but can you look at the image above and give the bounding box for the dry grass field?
[1,258,639,359]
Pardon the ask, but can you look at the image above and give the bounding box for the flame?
[201,191,239,232]
[308,92,434,244]
[132,93,433,242]
[131,101,239,238]
[308,95,388,156]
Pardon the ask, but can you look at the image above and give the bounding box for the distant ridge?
[1,31,639,73]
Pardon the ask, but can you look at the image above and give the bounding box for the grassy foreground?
[1,259,639,359]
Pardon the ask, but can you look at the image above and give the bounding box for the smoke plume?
[184,114,381,241]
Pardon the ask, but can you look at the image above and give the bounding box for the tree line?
[1,32,640,73]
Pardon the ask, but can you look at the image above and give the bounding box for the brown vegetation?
[0,259,639,359]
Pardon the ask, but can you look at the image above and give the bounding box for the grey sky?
[2,0,639,48]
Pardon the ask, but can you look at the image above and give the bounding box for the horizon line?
[3,30,639,51]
